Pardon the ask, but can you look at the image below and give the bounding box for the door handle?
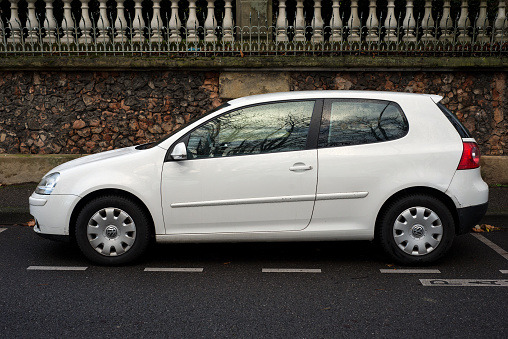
[289,164,313,172]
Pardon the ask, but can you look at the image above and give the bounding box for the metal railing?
[0,0,507,57]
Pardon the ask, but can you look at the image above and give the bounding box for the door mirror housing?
[171,142,187,160]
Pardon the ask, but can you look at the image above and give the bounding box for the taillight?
[457,142,480,170]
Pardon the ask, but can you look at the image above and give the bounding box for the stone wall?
[0,69,506,156]
[0,71,222,154]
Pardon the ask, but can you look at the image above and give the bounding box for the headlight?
[35,172,60,195]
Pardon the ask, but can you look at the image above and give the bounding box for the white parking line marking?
[27,266,88,271]
[420,279,508,287]
[0,228,6,233]
[471,233,508,261]
[380,269,441,274]
[144,268,204,272]
[501,270,508,274]
[262,268,322,273]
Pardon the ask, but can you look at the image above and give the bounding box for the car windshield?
[136,102,231,150]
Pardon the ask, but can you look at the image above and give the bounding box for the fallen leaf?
[223,262,231,265]
[473,224,501,232]
[386,264,394,267]
[472,225,484,232]
[27,219,36,227]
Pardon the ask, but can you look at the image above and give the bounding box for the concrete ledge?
[1,154,507,186]
[1,56,508,72]
[0,154,83,185]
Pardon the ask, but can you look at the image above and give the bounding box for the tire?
[376,194,455,265]
[75,195,152,265]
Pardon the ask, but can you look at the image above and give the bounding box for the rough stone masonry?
[0,70,506,156]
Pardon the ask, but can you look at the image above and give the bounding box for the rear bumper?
[456,202,489,235]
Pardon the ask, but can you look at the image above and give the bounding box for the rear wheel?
[377,194,455,265]
[75,195,151,265]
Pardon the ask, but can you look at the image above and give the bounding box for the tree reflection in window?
[319,101,408,148]
[187,101,315,159]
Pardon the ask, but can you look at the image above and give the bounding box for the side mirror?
[171,142,187,160]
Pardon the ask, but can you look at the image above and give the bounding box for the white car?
[30,91,488,265]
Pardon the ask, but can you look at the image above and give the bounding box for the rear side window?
[437,103,472,138]
[318,100,408,148]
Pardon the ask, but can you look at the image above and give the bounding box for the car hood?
[50,146,139,173]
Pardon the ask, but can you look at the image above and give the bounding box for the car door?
[310,99,409,232]
[161,100,321,234]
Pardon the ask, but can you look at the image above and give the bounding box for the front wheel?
[377,194,455,265]
[75,195,152,265]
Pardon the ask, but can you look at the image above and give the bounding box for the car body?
[30,91,489,265]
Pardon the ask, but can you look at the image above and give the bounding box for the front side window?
[186,101,315,159]
[319,100,408,148]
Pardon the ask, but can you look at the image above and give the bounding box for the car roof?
[227,91,443,108]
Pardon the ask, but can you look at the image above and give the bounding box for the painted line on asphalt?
[471,233,508,261]
[0,228,6,233]
[27,266,88,271]
[144,268,204,272]
[501,270,508,274]
[380,269,441,274]
[262,268,322,273]
[420,279,508,287]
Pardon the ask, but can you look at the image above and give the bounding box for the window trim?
[165,99,323,162]
[318,98,409,149]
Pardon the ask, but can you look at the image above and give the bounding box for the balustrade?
[1,0,507,53]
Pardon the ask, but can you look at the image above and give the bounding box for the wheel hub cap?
[86,207,137,257]
[392,206,444,256]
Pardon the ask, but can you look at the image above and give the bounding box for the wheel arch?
[69,188,156,242]
[374,186,460,238]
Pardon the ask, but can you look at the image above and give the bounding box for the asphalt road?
[1,224,507,338]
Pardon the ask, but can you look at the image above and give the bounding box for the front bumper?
[456,202,489,235]
[29,193,80,237]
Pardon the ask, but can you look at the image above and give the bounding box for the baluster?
[348,0,361,42]
[0,12,4,43]
[186,0,199,42]
[384,0,397,42]
[114,0,127,42]
[365,0,378,42]
[168,0,182,42]
[330,0,342,42]
[402,0,416,41]
[311,0,324,43]
[98,0,110,41]
[421,0,434,41]
[132,0,144,42]
[475,0,489,43]
[43,0,57,43]
[151,0,163,41]
[26,0,39,42]
[440,0,452,41]
[276,0,288,42]
[62,0,75,42]
[9,0,23,43]
[204,0,217,42]
[494,0,507,42]
[456,0,469,43]
[79,0,92,43]
[222,0,233,42]
[294,0,305,42]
